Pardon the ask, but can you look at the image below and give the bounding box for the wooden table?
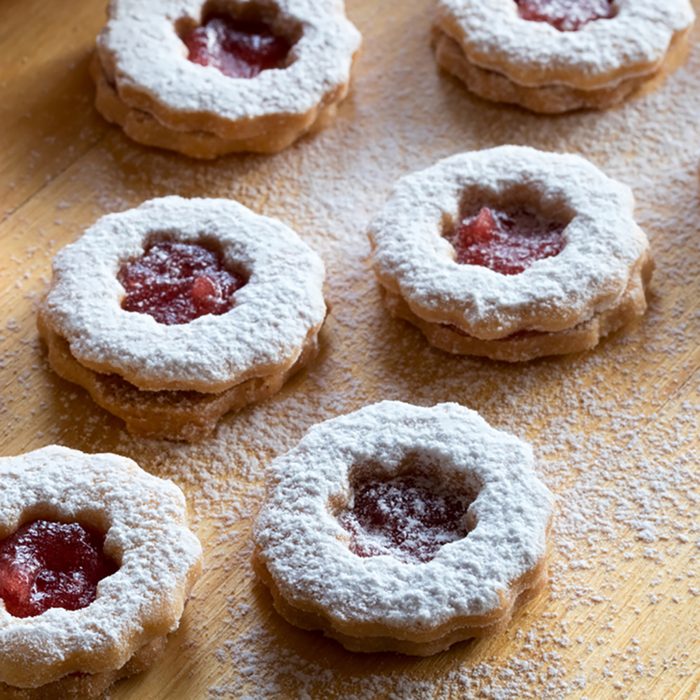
[1,1,698,697]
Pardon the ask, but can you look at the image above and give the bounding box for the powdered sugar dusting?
[338,470,473,563]
[0,0,699,696]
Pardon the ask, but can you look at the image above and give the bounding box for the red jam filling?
[448,206,565,275]
[338,473,473,564]
[0,520,118,618]
[182,14,292,78]
[515,0,615,32]
[118,241,246,325]
[446,323,544,341]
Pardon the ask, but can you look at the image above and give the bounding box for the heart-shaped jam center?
[515,0,615,32]
[182,14,292,78]
[338,473,474,564]
[0,520,118,618]
[447,206,565,275]
[118,241,246,325]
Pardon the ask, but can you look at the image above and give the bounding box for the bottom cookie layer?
[432,28,691,114]
[38,317,320,441]
[381,254,652,362]
[254,550,549,655]
[0,636,166,700]
[91,56,341,158]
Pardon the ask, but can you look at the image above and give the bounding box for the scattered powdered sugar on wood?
[0,0,699,697]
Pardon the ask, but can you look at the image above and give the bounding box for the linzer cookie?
[433,0,695,113]
[93,0,362,157]
[38,196,327,441]
[254,401,554,655]
[0,445,202,699]
[368,146,653,362]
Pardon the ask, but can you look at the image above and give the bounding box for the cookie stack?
[91,0,361,157]
[432,0,695,113]
[38,197,327,441]
[368,147,654,362]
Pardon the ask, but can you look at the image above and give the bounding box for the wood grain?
[0,1,698,698]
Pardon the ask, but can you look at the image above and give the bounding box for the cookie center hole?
[0,519,119,618]
[179,2,298,79]
[514,0,617,32]
[337,465,477,564]
[118,239,248,326]
[445,202,568,276]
